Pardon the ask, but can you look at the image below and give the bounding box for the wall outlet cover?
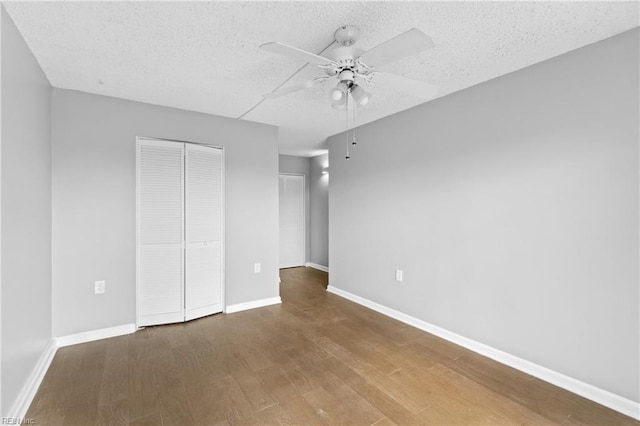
[95,280,106,294]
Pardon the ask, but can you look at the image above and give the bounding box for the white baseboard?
[6,339,57,420]
[327,285,640,420]
[226,296,282,314]
[55,323,137,348]
[305,262,329,273]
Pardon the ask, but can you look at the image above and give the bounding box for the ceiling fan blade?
[372,72,438,100]
[263,76,330,99]
[260,42,336,66]
[359,28,434,67]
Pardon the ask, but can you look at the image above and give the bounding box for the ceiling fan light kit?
[331,81,349,103]
[260,25,438,159]
[350,84,371,106]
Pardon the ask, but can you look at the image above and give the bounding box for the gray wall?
[52,89,279,337]
[309,153,329,267]
[278,155,310,264]
[1,7,52,415]
[328,29,639,402]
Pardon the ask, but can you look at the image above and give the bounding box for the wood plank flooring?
[27,267,638,425]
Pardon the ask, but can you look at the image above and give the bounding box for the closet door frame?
[136,136,225,328]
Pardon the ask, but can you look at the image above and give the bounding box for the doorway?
[279,174,305,268]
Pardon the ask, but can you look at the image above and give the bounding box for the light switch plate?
[95,280,106,294]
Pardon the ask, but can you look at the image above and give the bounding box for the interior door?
[279,174,305,268]
[137,140,185,326]
[185,144,224,320]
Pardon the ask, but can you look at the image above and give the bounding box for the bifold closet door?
[137,140,223,327]
[137,140,185,326]
[185,144,223,320]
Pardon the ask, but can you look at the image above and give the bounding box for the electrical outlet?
[395,270,403,283]
[254,263,261,273]
[95,280,106,294]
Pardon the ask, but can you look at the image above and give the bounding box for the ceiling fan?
[260,25,438,108]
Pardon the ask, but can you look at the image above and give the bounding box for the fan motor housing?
[338,69,355,84]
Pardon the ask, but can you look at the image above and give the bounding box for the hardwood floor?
[27,267,637,425]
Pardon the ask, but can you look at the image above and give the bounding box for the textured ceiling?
[5,1,638,156]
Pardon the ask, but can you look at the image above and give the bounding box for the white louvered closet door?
[185,144,223,321]
[137,139,224,327]
[137,140,185,326]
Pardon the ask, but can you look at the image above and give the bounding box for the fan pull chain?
[345,90,350,160]
[352,102,357,146]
